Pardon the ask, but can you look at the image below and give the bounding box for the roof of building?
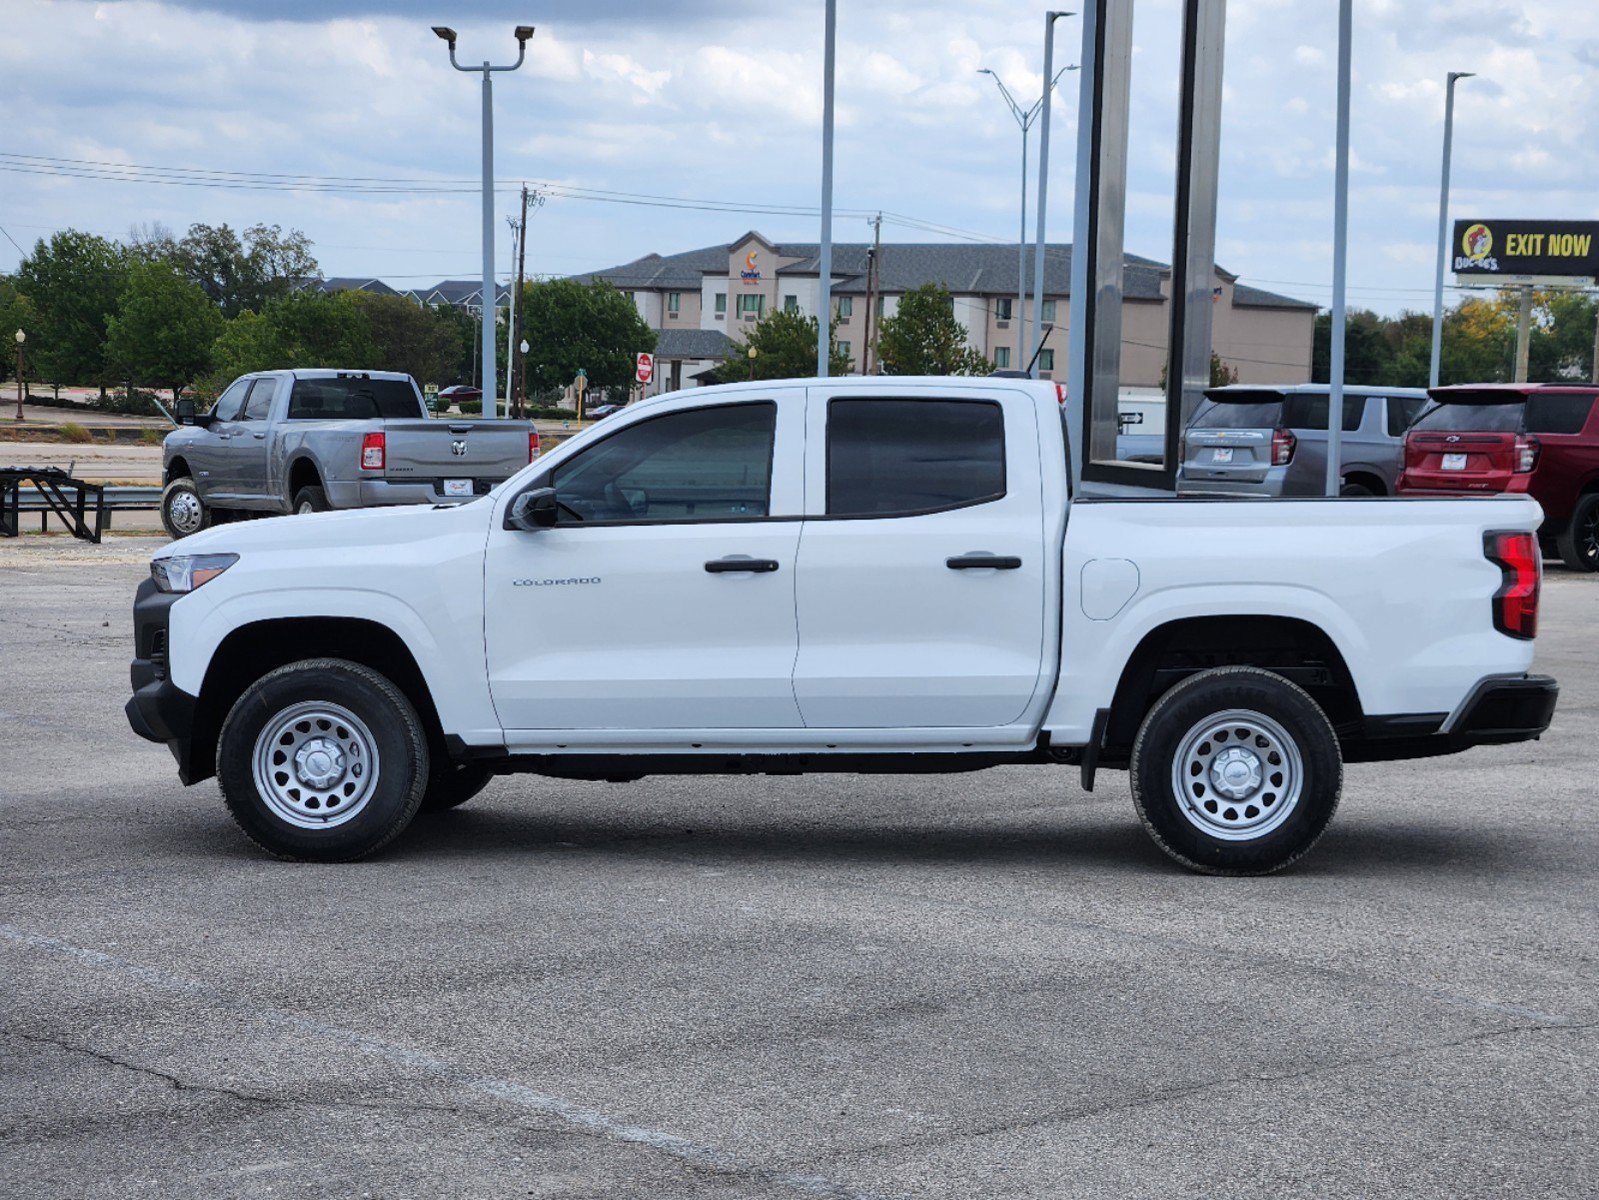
[409,279,512,306]
[654,327,734,360]
[570,237,1311,309]
[318,277,399,296]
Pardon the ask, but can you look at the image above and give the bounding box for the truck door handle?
[947,553,1022,570]
[252,432,266,439]
[705,556,780,573]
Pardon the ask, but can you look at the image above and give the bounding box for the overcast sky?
[3,0,1597,315]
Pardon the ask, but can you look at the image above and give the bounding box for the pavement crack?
[3,1028,465,1116]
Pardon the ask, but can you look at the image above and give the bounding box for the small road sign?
[635,353,655,384]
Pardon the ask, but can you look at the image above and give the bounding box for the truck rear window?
[1412,402,1523,433]
[288,378,422,420]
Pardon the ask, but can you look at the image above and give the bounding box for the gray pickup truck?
[161,369,537,539]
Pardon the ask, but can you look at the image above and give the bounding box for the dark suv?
[1398,383,1599,570]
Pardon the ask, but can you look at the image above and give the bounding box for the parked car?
[437,384,483,406]
[1397,383,1599,571]
[161,370,538,539]
[1177,384,1429,497]
[128,376,1555,875]
[586,404,625,420]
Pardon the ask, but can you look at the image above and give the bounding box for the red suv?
[1398,384,1599,570]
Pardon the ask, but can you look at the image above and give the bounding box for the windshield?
[1191,399,1284,429]
[287,377,422,420]
[1412,402,1524,433]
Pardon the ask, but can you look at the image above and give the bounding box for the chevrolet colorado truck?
[126,376,1558,874]
[160,369,538,539]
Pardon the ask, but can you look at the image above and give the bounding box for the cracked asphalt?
[1,534,1595,1199]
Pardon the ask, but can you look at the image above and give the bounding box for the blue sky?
[3,0,1597,314]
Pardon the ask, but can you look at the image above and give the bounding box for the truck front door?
[484,394,805,733]
[792,389,1049,729]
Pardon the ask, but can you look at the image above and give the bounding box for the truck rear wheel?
[1129,666,1341,875]
[293,485,330,515]
[161,477,210,540]
[217,658,429,862]
[1555,494,1599,572]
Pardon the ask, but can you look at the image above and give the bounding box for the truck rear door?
[791,387,1048,729]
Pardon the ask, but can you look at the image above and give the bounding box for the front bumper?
[125,577,203,784]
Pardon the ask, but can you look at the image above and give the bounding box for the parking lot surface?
[1,535,1594,1199]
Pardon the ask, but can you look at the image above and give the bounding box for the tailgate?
[1183,428,1272,484]
[1403,431,1516,492]
[380,420,531,483]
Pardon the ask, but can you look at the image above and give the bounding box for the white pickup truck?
[126,376,1558,874]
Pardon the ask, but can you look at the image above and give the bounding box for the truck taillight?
[1271,427,1296,466]
[529,430,541,462]
[361,432,385,471]
[1054,382,1067,405]
[1484,530,1540,640]
[1514,433,1540,474]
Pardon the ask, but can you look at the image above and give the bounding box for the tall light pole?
[505,213,521,417]
[816,0,837,378]
[1429,71,1475,389]
[1326,0,1352,497]
[980,64,1075,371]
[1032,12,1075,377]
[433,23,534,415]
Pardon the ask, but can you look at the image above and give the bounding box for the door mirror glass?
[175,398,197,426]
[506,486,559,531]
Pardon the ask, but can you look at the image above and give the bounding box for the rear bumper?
[324,478,507,509]
[1345,674,1558,762]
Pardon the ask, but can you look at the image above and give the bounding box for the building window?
[714,292,727,317]
[875,296,886,318]
[1041,299,1056,322]
[667,292,681,314]
[995,297,1013,320]
[994,346,1011,369]
[784,294,799,314]
[1037,349,1055,372]
[838,340,850,359]
[738,293,764,318]
[836,296,853,318]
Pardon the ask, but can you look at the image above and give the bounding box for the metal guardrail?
[3,476,162,541]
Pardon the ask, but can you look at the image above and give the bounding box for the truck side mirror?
[175,398,197,426]
[506,486,558,532]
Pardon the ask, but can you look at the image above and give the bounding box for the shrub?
[457,399,482,415]
[59,422,92,443]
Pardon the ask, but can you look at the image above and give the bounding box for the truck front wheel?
[1129,666,1341,875]
[217,658,429,862]
[161,477,210,540]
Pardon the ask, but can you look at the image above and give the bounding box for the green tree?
[343,292,463,387]
[0,278,36,391]
[876,284,993,375]
[719,307,851,381]
[14,230,129,390]
[105,260,223,401]
[1311,308,1395,385]
[169,222,319,318]
[206,291,373,390]
[521,278,655,397]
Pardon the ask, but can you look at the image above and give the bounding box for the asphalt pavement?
[0,535,1594,1199]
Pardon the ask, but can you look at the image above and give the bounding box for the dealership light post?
[1326,0,1352,497]
[13,329,24,421]
[432,23,534,416]
[1031,12,1075,377]
[1429,71,1475,389]
[816,0,837,378]
[980,63,1076,371]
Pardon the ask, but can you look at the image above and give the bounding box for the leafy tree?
[343,292,463,387]
[105,259,223,401]
[1158,351,1241,389]
[718,307,851,381]
[206,291,373,390]
[876,283,993,375]
[14,230,129,390]
[521,278,655,397]
[168,222,320,318]
[0,278,36,391]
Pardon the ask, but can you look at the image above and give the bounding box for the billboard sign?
[1452,219,1599,285]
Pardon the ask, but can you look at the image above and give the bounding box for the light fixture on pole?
[1031,12,1076,378]
[1429,70,1475,389]
[979,63,1077,371]
[433,23,534,417]
[13,329,24,421]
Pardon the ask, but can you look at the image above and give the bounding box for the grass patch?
[141,428,167,445]
[58,422,93,444]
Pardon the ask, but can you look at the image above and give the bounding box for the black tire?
[1555,494,1599,572]
[161,476,210,540]
[217,658,429,862]
[420,762,495,812]
[1130,666,1342,876]
[293,485,329,515]
[1339,479,1377,497]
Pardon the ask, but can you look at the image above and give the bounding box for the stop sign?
[635,352,655,384]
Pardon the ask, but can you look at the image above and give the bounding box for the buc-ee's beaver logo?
[1456,223,1496,271]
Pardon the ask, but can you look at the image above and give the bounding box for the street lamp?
[979,63,1078,371]
[13,329,24,421]
[1031,12,1075,378]
[433,22,535,417]
[747,345,759,381]
[1429,70,1476,388]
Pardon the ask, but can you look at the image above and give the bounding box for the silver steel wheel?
[1169,707,1303,842]
[166,489,204,535]
[295,500,315,515]
[251,701,380,830]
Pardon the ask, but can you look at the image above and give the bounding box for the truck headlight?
[151,553,239,593]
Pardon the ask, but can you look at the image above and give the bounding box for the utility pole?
[816,0,837,378]
[514,184,530,418]
[863,213,882,375]
[1033,12,1073,378]
[505,213,520,418]
[1514,286,1533,382]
